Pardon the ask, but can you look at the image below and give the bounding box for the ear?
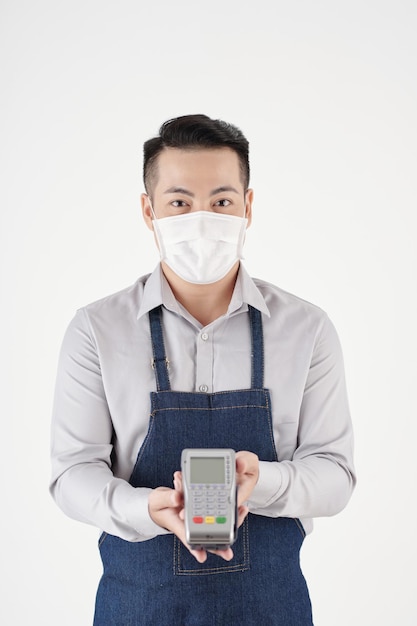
[141,193,154,231]
[245,189,254,227]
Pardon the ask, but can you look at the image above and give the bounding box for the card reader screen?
[190,457,225,484]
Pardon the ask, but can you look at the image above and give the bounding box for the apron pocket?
[174,517,250,576]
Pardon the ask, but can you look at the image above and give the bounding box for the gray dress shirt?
[50,263,355,540]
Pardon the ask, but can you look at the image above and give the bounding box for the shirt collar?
[137,262,270,320]
[228,263,270,317]
[137,264,179,319]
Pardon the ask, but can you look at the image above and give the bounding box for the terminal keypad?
[190,485,229,524]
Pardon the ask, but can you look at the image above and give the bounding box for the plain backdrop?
[1,1,416,624]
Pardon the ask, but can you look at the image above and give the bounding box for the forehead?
[154,147,243,190]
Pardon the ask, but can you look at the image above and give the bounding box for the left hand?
[235,450,259,508]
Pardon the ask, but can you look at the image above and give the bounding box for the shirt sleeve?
[49,309,168,542]
[248,314,356,522]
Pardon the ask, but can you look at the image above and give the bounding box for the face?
[141,147,253,228]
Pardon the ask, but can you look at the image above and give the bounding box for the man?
[50,114,355,625]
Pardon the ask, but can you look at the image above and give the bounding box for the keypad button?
[193,517,204,524]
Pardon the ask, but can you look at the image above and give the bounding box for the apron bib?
[94,306,313,625]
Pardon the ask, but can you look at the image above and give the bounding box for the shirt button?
[199,384,208,392]
[201,332,209,341]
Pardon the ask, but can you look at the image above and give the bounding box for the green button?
[216,517,227,524]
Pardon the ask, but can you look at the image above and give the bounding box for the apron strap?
[248,305,264,389]
[149,306,171,391]
[149,305,265,391]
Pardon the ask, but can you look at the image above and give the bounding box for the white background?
[1,1,416,624]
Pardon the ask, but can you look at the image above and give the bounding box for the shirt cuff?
[125,487,171,539]
[247,460,285,510]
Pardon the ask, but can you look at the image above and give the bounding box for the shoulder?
[254,277,343,353]
[80,274,151,320]
[253,276,342,354]
[253,277,327,321]
[65,274,152,346]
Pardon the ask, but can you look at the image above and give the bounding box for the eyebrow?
[163,185,240,197]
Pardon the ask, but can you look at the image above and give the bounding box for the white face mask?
[151,210,248,284]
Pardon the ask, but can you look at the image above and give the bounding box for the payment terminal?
[181,448,238,549]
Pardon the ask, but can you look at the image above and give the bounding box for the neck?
[161,261,240,326]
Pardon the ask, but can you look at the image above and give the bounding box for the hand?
[235,450,259,507]
[148,483,234,563]
[149,451,259,563]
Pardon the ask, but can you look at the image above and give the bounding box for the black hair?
[143,114,250,196]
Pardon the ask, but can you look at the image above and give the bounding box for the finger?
[235,451,258,477]
[237,488,251,507]
[206,503,249,559]
[155,504,208,562]
[235,452,259,505]
[173,471,183,493]
[189,549,207,562]
[173,525,207,563]
[207,547,234,561]
[149,487,181,513]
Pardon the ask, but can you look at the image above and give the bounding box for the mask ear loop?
[148,197,158,220]
[147,198,166,261]
[243,189,250,220]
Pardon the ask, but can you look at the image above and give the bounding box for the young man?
[50,114,356,625]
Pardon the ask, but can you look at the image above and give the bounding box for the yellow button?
[205,516,215,524]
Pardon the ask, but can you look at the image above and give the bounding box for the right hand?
[148,475,245,563]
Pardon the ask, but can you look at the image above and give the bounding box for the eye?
[214,199,232,208]
[170,200,188,208]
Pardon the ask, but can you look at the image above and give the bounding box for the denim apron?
[94,306,313,626]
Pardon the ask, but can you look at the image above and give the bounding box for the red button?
[193,516,204,524]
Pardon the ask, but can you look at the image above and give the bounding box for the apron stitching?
[148,405,270,412]
[265,392,279,462]
[244,517,249,562]
[150,389,270,397]
[131,416,155,475]
[294,518,306,539]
